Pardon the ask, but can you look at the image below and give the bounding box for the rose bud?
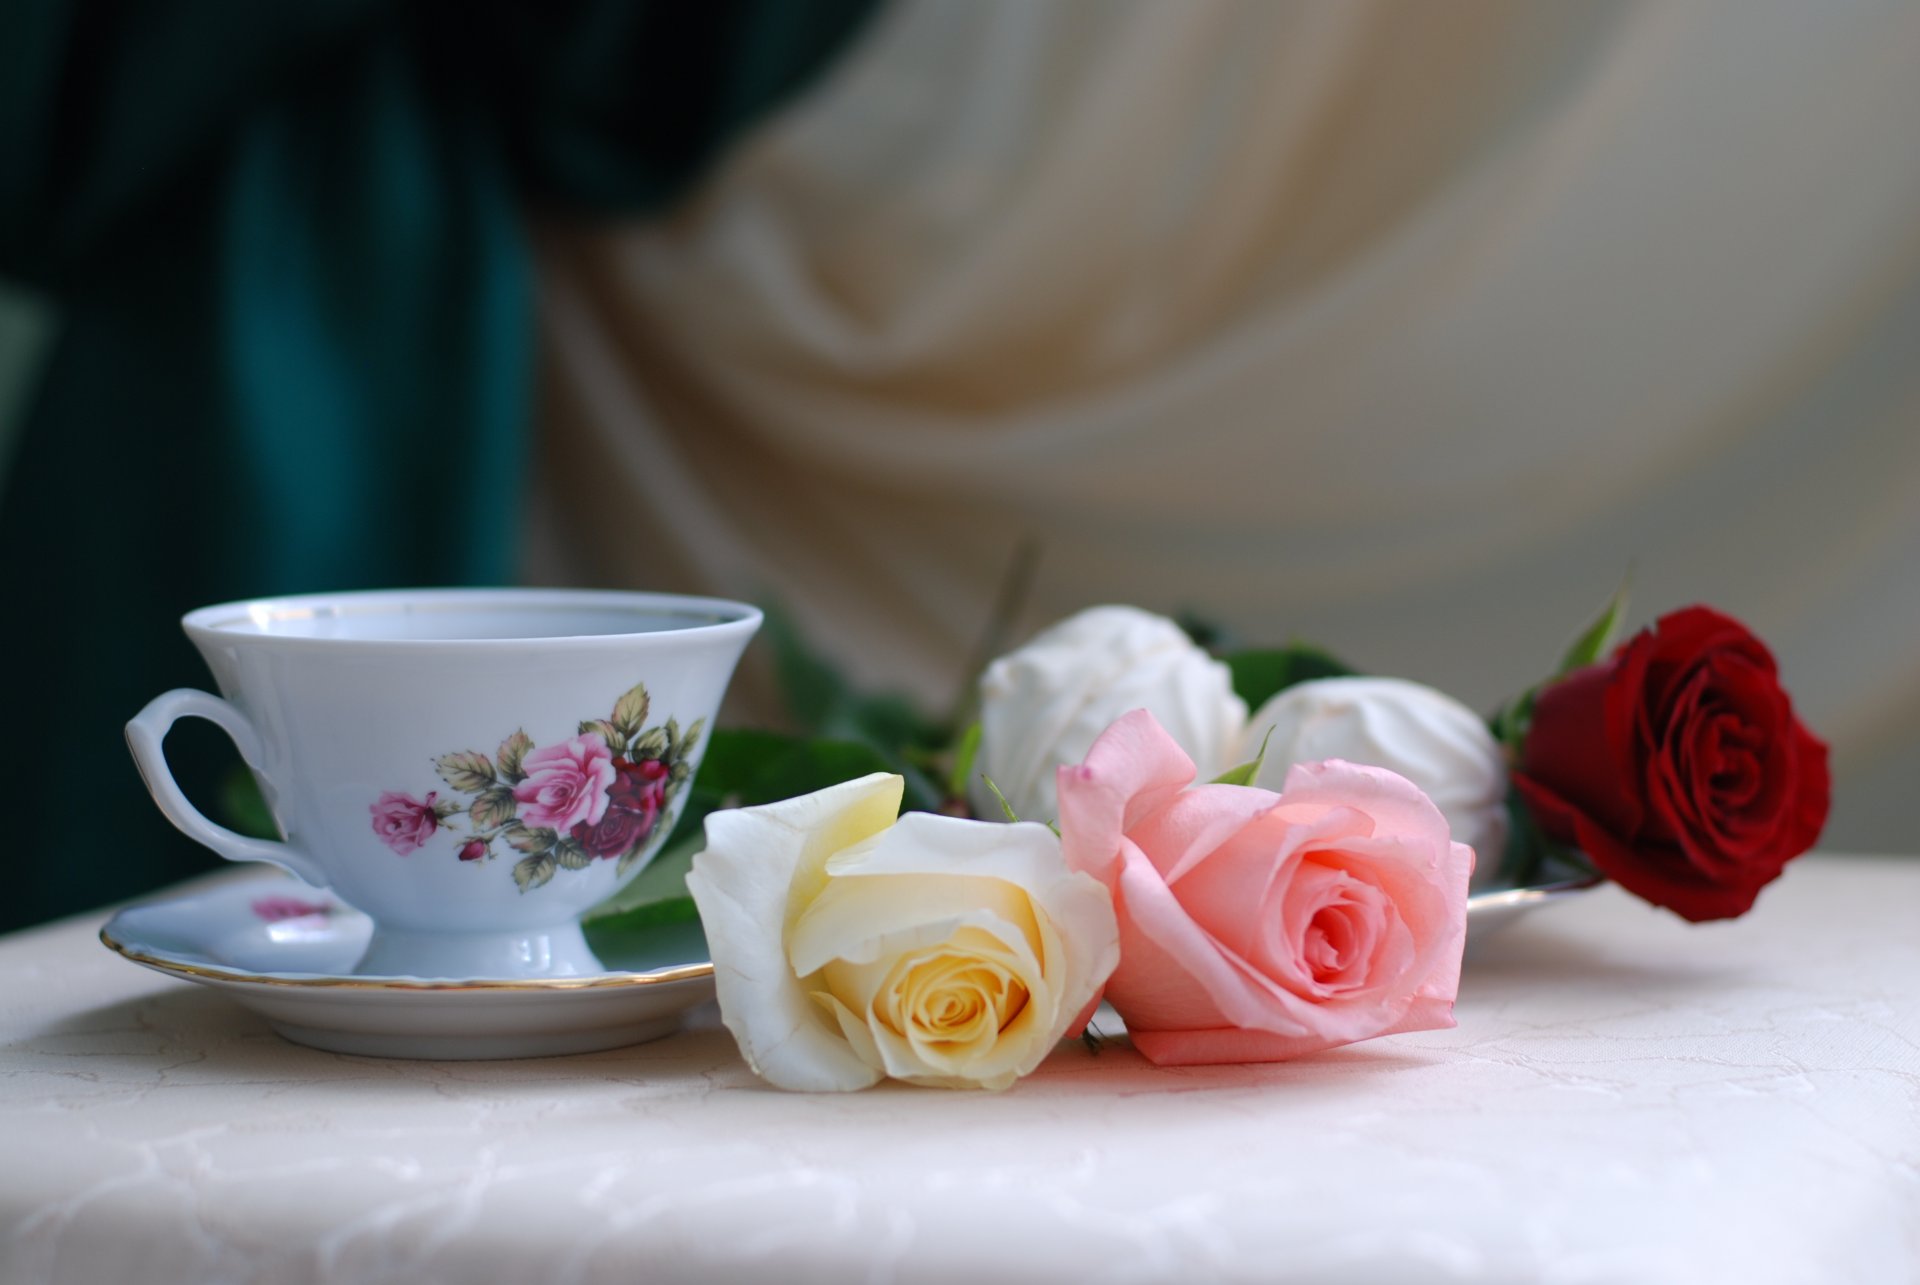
[457,839,488,862]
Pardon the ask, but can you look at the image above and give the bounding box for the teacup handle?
[126,689,328,886]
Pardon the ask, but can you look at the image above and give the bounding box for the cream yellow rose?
[686,773,1119,1091]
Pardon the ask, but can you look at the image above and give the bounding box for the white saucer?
[1466,873,1601,945]
[100,880,715,1060]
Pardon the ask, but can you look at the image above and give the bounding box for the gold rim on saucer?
[97,924,715,993]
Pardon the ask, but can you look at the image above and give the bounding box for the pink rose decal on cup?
[1056,709,1473,1065]
[513,734,617,833]
[369,681,702,892]
[369,791,445,856]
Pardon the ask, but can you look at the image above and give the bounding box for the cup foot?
[352,920,602,979]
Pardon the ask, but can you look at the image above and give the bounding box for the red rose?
[609,758,670,817]
[570,760,671,860]
[1513,606,1829,921]
[572,807,651,860]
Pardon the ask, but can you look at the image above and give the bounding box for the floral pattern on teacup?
[370,682,700,892]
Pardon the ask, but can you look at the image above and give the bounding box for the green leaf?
[763,601,851,735]
[696,727,937,813]
[503,824,556,855]
[611,682,651,739]
[1175,611,1233,652]
[1492,784,1598,889]
[1226,644,1357,711]
[578,719,623,753]
[435,750,495,793]
[630,728,670,761]
[582,895,702,958]
[946,722,982,801]
[1494,574,1635,755]
[552,838,593,870]
[674,717,706,762]
[762,601,949,754]
[496,729,533,783]
[217,766,279,840]
[469,787,516,830]
[1209,726,1275,787]
[1553,575,1632,678]
[589,838,699,920]
[1490,688,1537,753]
[512,854,556,893]
[431,795,462,820]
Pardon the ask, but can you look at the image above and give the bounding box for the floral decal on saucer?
[251,895,337,922]
[369,682,700,892]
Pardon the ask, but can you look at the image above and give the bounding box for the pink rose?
[511,734,616,833]
[1056,710,1473,1066]
[369,790,442,855]
[457,839,488,863]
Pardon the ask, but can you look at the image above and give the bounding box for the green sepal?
[1553,574,1631,679]
[1209,726,1275,787]
[1491,574,1632,755]
[978,775,1020,824]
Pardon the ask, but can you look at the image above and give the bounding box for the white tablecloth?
[3,856,1916,1285]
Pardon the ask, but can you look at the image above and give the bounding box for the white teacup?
[126,588,761,979]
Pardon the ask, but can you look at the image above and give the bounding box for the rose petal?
[1106,840,1324,1037]
[855,926,1049,1087]
[685,773,903,1092]
[1239,677,1510,877]
[1270,759,1455,856]
[826,812,1065,890]
[805,810,1115,1010]
[793,885,1040,986]
[1056,708,1200,882]
[1122,782,1285,885]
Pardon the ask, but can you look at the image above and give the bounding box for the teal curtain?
[0,0,878,931]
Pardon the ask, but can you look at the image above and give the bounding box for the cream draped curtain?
[531,0,1920,850]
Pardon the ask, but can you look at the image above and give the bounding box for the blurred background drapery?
[532,0,1920,858]
[4,0,1916,931]
[0,0,877,931]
